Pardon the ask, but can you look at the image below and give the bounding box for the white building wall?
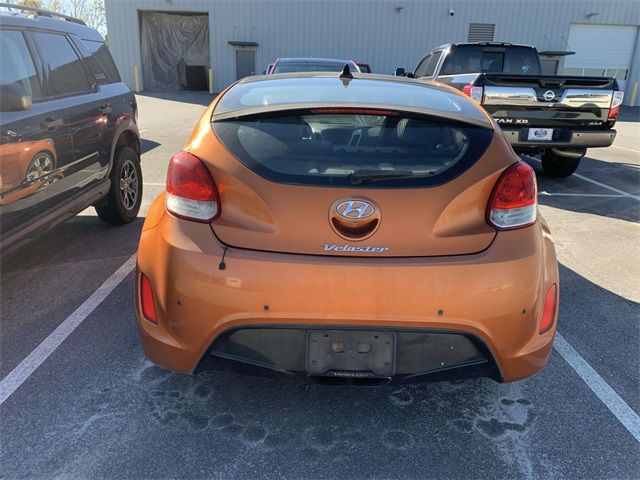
[105,0,640,104]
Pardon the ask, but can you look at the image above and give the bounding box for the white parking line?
[143,182,165,186]
[2,256,639,445]
[526,156,640,200]
[0,255,137,407]
[554,333,640,442]
[611,145,640,154]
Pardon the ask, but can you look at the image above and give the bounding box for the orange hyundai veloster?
[136,70,559,384]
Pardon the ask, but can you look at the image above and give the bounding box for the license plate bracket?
[528,128,554,141]
[306,330,395,377]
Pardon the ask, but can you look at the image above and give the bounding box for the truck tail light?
[140,273,157,324]
[539,284,557,334]
[486,161,537,230]
[165,150,221,222]
[607,91,624,121]
[463,85,484,103]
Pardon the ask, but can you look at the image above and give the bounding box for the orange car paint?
[0,138,57,205]
[136,76,559,383]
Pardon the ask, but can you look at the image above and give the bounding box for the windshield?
[212,111,493,188]
[441,46,541,75]
[215,76,489,124]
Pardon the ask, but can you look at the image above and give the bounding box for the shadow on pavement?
[618,106,639,122]
[141,138,161,154]
[0,214,142,277]
[521,155,640,223]
[136,91,216,107]
[555,263,639,411]
[0,214,144,377]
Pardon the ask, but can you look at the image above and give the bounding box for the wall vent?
[468,23,495,42]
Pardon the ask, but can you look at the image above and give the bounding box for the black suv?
[0,4,142,253]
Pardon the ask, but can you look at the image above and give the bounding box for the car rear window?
[273,62,351,73]
[441,46,541,75]
[214,77,488,125]
[212,110,493,188]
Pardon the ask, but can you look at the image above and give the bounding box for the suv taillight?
[463,84,484,103]
[607,91,624,121]
[165,150,220,222]
[486,161,537,230]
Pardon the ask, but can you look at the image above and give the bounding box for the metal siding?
[565,24,638,68]
[105,0,640,103]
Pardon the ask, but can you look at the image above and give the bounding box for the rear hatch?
[189,75,514,257]
[479,74,616,127]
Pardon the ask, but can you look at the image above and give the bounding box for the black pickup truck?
[400,43,624,177]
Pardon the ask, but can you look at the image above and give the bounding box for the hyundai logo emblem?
[335,200,375,219]
[543,90,556,101]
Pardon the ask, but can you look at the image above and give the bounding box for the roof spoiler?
[0,2,86,25]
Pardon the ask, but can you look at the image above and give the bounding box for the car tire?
[25,150,55,181]
[96,146,142,224]
[541,151,582,178]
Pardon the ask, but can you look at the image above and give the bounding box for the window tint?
[0,29,43,99]
[441,46,540,75]
[33,32,91,95]
[213,112,492,188]
[83,39,121,83]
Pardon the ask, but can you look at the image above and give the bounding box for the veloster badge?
[323,244,388,253]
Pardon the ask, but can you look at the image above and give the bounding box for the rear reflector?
[540,284,557,334]
[487,161,537,230]
[463,85,484,103]
[140,273,157,323]
[607,91,624,121]
[165,150,220,222]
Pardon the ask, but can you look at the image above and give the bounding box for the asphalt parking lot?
[1,92,638,479]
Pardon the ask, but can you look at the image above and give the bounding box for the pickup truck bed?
[408,42,623,177]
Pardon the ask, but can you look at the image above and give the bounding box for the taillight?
[539,284,557,334]
[463,84,484,103]
[487,161,537,230]
[140,273,157,324]
[165,150,220,222]
[607,91,624,121]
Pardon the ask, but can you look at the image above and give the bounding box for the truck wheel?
[96,146,142,224]
[541,151,582,178]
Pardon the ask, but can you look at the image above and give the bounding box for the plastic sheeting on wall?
[140,11,210,91]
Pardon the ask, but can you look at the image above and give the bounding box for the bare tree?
[15,0,44,7]
[43,0,106,35]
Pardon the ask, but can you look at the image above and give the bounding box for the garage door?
[564,24,637,101]
[140,11,210,91]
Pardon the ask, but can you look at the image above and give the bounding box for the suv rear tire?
[96,146,142,224]
[541,151,582,178]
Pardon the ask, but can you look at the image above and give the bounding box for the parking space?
[1,94,638,479]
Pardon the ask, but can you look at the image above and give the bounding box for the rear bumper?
[136,197,559,383]
[208,326,496,383]
[502,129,616,149]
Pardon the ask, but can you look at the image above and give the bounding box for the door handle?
[98,104,112,114]
[41,117,64,130]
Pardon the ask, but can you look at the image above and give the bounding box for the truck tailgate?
[479,74,616,126]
